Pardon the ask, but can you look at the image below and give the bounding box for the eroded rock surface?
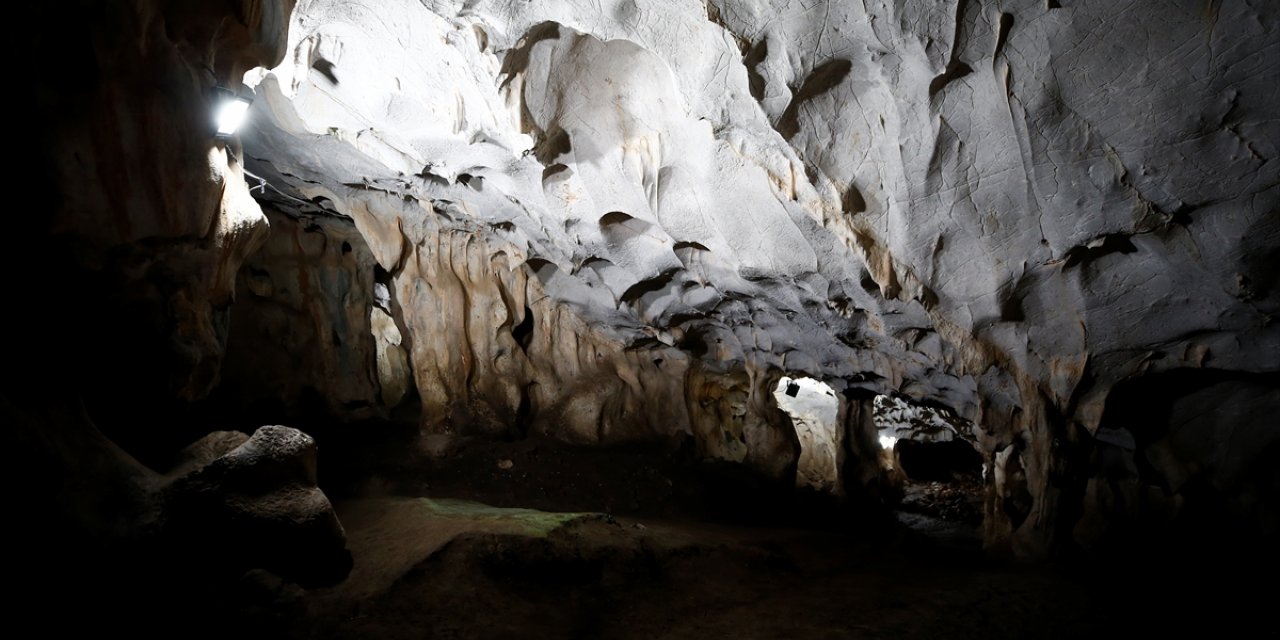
[9,0,355,603]
[162,425,353,587]
[233,0,1278,554]
[13,0,294,458]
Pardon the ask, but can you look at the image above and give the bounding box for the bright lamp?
[212,87,253,138]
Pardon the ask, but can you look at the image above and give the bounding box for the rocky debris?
[162,426,352,587]
[900,480,985,526]
[166,430,252,478]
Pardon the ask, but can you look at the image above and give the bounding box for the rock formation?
[227,0,1278,555]
[161,425,352,587]
[7,0,1276,574]
[8,0,351,591]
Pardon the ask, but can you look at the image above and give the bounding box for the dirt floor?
[279,499,1041,639]
[219,496,1259,639]
[210,433,1268,639]
[24,431,1270,639]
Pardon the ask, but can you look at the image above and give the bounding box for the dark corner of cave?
[8,1,1277,638]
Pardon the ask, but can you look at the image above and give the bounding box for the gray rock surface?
[234,0,1278,554]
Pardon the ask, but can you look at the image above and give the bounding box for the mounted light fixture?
[212,86,253,138]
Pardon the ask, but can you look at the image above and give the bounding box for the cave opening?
[893,439,984,525]
[772,376,840,493]
[873,394,984,529]
[512,305,535,351]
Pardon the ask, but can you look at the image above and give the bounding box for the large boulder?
[162,426,353,588]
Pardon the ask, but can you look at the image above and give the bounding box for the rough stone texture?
[7,0,361,595]
[872,394,974,444]
[236,0,1278,554]
[47,0,291,405]
[217,205,400,421]
[162,426,353,587]
[10,0,296,471]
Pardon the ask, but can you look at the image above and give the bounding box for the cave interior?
[7,0,1278,638]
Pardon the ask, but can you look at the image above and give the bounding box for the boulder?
[163,426,352,588]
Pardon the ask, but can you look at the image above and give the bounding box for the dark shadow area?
[301,419,889,533]
[1090,368,1280,563]
[894,439,986,528]
[898,439,983,482]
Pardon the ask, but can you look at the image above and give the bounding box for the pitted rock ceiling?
[224,0,1279,553]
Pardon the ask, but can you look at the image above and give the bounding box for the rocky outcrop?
[7,0,357,595]
[235,0,1278,555]
[1,0,1270,569]
[161,425,352,587]
[12,0,295,457]
[5,392,351,588]
[218,205,399,421]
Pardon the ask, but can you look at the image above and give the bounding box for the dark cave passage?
[897,439,984,483]
[894,439,985,527]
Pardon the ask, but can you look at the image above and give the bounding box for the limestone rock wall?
[218,206,394,421]
[16,0,294,445]
[237,0,1279,554]
[8,0,359,587]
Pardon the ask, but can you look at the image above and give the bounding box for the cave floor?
[224,495,1235,640]
[199,431,1260,639]
[262,497,1018,639]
